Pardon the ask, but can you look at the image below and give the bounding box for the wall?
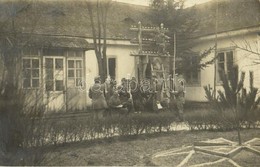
[187,31,260,102]
[85,43,137,106]
[84,31,260,104]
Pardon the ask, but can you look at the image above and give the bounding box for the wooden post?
[130,23,170,82]
[173,33,176,93]
[173,33,176,77]
[213,0,219,99]
[138,21,142,81]
[236,93,242,145]
[138,21,142,53]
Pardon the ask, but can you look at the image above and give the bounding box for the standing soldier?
[155,23,170,54]
[151,75,163,112]
[130,77,143,113]
[88,76,108,119]
[140,78,152,112]
[171,75,185,121]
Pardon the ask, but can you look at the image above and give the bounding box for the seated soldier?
[108,90,128,116]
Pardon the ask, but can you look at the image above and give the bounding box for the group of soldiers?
[88,75,185,120]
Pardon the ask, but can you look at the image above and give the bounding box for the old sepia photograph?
[0,0,259,166]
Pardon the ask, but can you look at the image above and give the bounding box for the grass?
[40,129,260,166]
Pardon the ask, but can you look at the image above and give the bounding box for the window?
[67,59,83,87]
[186,56,200,85]
[186,70,200,84]
[22,58,40,88]
[217,50,234,82]
[45,58,64,91]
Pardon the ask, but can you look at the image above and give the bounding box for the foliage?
[0,2,26,151]
[201,67,260,144]
[0,86,47,165]
[185,109,260,131]
[204,85,214,102]
[6,111,177,165]
[18,112,177,147]
[0,1,46,165]
[0,86,24,152]
[185,110,226,131]
[150,0,195,35]
[239,71,260,126]
[149,0,215,78]
[217,66,245,107]
[216,67,260,124]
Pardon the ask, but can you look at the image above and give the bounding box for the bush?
[26,111,178,146]
[185,110,234,131]
[191,68,260,135]
[0,87,47,165]
[185,107,260,131]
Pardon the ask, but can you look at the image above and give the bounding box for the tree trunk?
[237,123,242,145]
[87,0,111,82]
[102,53,107,82]
[97,55,104,80]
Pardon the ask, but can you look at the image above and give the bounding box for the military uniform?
[108,91,128,116]
[130,77,144,112]
[118,78,132,113]
[88,77,108,118]
[171,77,185,121]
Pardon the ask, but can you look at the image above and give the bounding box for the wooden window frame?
[186,56,201,86]
[217,49,234,83]
[67,58,84,87]
[44,56,65,92]
[22,57,40,89]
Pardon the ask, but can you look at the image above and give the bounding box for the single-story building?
[0,0,150,111]
[0,0,259,111]
[186,0,260,101]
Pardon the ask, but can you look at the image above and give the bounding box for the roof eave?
[192,24,260,41]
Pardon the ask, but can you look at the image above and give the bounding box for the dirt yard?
[42,129,260,166]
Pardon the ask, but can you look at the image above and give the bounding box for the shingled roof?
[0,0,151,40]
[192,0,260,37]
[0,0,258,43]
[17,34,89,49]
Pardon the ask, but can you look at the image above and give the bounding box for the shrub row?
[24,112,178,147]
[185,109,260,131]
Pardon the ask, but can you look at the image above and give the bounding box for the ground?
[152,137,260,166]
[41,129,259,166]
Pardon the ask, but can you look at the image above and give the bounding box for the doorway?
[108,58,116,80]
[43,57,65,110]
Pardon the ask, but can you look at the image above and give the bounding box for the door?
[43,57,65,111]
[108,58,116,80]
